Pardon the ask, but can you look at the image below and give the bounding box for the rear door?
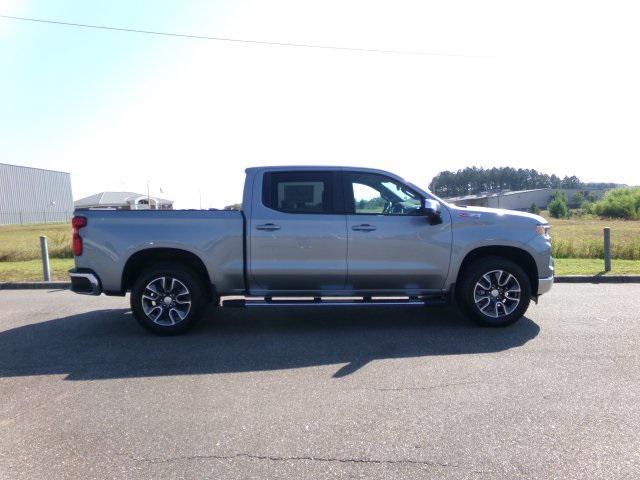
[248,170,347,292]
[343,171,452,292]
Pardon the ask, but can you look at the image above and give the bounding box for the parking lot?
[1,284,639,479]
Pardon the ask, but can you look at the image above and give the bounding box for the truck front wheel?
[457,256,531,327]
[130,262,205,334]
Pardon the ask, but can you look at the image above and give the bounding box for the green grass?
[0,258,637,282]
[554,258,640,276]
[0,258,74,282]
[541,212,640,260]
[0,222,72,261]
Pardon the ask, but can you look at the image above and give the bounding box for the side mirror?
[422,199,442,224]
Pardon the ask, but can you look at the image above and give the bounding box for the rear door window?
[262,172,334,214]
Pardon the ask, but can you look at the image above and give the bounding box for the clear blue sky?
[2,1,639,207]
[1,0,228,176]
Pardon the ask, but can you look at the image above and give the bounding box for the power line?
[0,14,485,58]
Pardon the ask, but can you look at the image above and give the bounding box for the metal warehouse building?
[0,163,74,225]
[445,187,606,211]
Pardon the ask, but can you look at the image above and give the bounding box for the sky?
[1,0,639,208]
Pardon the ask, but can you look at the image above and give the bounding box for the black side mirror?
[422,199,442,224]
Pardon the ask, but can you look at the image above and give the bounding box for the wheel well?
[457,246,539,295]
[121,248,214,299]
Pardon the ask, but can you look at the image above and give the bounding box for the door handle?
[352,224,376,231]
[256,223,281,231]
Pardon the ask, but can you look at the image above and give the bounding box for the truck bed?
[73,209,245,294]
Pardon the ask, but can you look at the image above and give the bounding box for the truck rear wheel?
[130,262,205,335]
[457,256,531,327]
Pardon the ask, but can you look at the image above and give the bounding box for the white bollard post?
[40,236,51,281]
[603,227,611,272]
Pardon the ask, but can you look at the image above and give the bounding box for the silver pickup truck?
[69,166,553,334]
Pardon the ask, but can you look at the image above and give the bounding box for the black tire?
[456,256,531,327]
[130,262,206,335]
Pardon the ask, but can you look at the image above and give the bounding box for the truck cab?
[246,167,453,295]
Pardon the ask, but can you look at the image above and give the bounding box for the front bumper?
[69,269,102,295]
[538,276,554,295]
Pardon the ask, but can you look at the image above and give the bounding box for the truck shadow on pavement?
[0,306,540,380]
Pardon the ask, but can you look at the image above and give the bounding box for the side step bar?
[222,296,448,308]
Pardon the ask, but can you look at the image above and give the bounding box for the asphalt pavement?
[1,285,639,479]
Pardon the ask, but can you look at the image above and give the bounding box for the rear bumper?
[538,276,554,295]
[69,269,102,295]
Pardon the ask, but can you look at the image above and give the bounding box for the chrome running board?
[222,296,448,308]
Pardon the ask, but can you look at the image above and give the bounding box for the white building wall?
[487,189,606,210]
[0,163,74,225]
[487,190,554,210]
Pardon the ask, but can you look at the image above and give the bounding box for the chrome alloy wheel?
[141,276,192,326]
[473,270,521,318]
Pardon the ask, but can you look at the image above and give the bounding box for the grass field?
[541,212,640,260]
[0,222,71,261]
[0,258,637,282]
[0,258,636,282]
[0,258,74,282]
[554,258,640,276]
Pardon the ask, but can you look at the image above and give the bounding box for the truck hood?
[448,205,548,225]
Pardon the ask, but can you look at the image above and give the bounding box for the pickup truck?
[69,166,554,334]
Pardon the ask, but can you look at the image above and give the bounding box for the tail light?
[72,215,87,256]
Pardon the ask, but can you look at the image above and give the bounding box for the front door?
[343,171,452,292]
[249,170,347,293]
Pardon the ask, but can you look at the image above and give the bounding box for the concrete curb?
[0,282,71,290]
[1,276,640,290]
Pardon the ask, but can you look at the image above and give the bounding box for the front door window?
[348,173,422,215]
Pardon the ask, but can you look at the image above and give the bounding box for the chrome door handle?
[256,223,281,231]
[352,224,376,231]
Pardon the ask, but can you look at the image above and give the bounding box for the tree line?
[428,166,620,198]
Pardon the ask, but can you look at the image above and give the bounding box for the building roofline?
[74,191,174,205]
[0,162,70,175]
